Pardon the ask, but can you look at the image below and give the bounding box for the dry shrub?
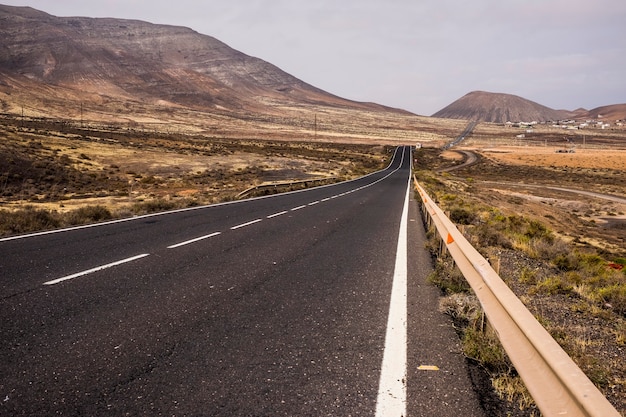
[131,199,179,214]
[473,223,513,248]
[439,293,482,325]
[491,375,535,413]
[439,294,537,411]
[449,207,477,225]
[428,258,470,294]
[0,206,60,235]
[463,326,508,373]
[65,205,112,225]
[596,285,626,315]
[528,237,570,261]
[530,275,574,296]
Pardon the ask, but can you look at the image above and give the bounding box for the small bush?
[428,259,470,294]
[524,220,552,240]
[439,293,482,325]
[131,199,178,214]
[473,224,512,248]
[463,327,508,373]
[579,253,605,268]
[531,237,569,261]
[519,267,538,285]
[491,374,534,411]
[0,207,60,235]
[65,205,113,225]
[553,253,580,271]
[449,207,476,225]
[597,285,626,316]
[531,276,574,296]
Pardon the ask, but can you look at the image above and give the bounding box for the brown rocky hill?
[579,104,626,121]
[0,5,409,123]
[432,91,572,123]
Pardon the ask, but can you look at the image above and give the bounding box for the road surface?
[1,147,485,416]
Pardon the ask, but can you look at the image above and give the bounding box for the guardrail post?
[491,256,501,275]
[438,235,445,258]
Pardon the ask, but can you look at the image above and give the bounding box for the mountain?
[580,104,626,121]
[432,91,572,123]
[0,5,410,128]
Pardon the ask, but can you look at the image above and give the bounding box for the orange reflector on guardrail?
[447,233,454,244]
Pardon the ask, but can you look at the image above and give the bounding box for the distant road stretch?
[443,121,477,150]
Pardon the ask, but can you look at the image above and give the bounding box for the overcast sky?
[3,0,625,115]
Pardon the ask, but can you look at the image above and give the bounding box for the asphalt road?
[443,121,477,150]
[1,146,485,416]
[437,150,480,173]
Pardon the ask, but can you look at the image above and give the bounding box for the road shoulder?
[406,196,486,417]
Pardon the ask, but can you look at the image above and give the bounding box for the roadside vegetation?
[0,115,390,237]
[415,147,626,416]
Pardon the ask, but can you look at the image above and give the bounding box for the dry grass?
[416,141,626,415]
[1,114,416,235]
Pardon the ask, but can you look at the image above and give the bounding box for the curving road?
[437,150,479,173]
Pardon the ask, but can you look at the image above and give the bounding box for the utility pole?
[314,113,317,138]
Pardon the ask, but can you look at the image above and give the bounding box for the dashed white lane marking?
[34,148,411,287]
[167,232,222,249]
[267,210,289,219]
[43,254,151,286]
[230,219,263,230]
[375,176,410,417]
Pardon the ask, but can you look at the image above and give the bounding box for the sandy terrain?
[479,147,626,170]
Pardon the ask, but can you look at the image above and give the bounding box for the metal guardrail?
[236,177,337,199]
[414,178,621,417]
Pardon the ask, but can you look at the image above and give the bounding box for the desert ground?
[415,131,625,414]
[0,113,400,224]
[479,147,625,170]
[2,111,625,414]
[438,145,626,255]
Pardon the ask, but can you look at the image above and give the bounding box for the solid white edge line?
[375,175,410,417]
[167,232,221,249]
[43,253,150,286]
[230,219,263,230]
[267,211,289,219]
